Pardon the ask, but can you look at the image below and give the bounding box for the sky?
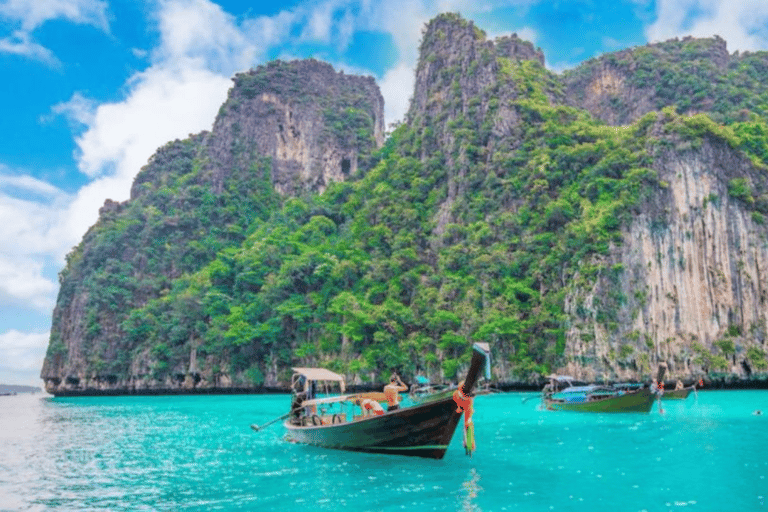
[2,0,768,387]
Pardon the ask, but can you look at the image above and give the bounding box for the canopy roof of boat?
[559,385,599,393]
[292,367,345,382]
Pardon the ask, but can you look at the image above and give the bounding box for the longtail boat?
[542,376,656,413]
[281,342,491,459]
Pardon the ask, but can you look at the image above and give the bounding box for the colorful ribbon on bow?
[453,387,475,457]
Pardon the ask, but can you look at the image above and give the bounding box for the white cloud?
[645,0,768,51]
[0,175,71,256]
[0,257,56,310]
[154,0,258,72]
[0,330,49,386]
[0,173,70,310]
[0,0,109,31]
[379,62,415,127]
[48,91,96,127]
[0,29,58,64]
[241,9,296,54]
[75,66,231,179]
[0,0,110,63]
[0,173,63,199]
[301,0,338,43]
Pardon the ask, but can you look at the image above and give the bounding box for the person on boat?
[290,391,307,425]
[384,373,408,412]
[675,379,684,390]
[357,398,385,416]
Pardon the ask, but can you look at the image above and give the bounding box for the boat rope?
[453,387,476,457]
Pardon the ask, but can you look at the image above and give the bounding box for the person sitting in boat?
[356,398,385,417]
[290,391,307,425]
[384,373,408,412]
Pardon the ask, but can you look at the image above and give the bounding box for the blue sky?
[2,0,768,387]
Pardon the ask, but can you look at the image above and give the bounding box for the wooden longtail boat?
[542,376,656,413]
[282,342,491,459]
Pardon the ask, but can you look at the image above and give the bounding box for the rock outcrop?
[562,36,732,126]
[205,59,384,196]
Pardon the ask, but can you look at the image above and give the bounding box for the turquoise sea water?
[1,391,766,511]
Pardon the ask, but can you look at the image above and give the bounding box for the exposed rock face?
[563,36,731,126]
[563,135,768,381]
[205,59,384,196]
[408,16,768,382]
[409,14,549,236]
[410,14,546,140]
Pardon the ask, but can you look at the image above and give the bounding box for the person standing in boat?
[384,373,408,412]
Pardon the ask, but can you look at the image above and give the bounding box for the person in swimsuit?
[384,373,408,412]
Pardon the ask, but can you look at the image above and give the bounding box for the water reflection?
[460,468,482,511]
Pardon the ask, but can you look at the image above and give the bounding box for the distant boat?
[654,363,697,400]
[278,342,491,459]
[542,376,656,413]
[408,382,457,404]
[660,386,695,400]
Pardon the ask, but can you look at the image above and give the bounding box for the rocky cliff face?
[41,14,768,394]
[406,15,768,383]
[205,59,384,196]
[407,14,551,237]
[41,60,384,395]
[201,60,384,195]
[563,132,768,381]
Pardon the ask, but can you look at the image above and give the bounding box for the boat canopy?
[293,367,345,382]
[559,385,599,393]
[292,367,346,394]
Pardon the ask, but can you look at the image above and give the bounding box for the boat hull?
[544,387,655,413]
[284,396,461,459]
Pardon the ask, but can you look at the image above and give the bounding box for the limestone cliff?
[41,14,768,395]
[404,15,768,383]
[41,60,384,395]
[563,129,768,382]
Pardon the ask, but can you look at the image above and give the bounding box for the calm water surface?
[1,391,766,511]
